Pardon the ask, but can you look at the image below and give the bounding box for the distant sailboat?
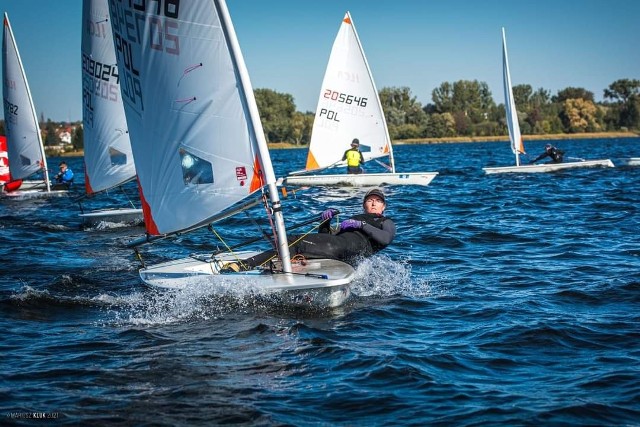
[483,28,614,174]
[113,0,354,308]
[1,13,67,199]
[282,11,438,187]
[78,0,142,226]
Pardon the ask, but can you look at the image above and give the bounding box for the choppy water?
[1,138,639,425]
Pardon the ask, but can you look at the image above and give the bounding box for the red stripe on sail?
[85,173,94,195]
[137,176,159,235]
[84,159,95,194]
[249,155,264,193]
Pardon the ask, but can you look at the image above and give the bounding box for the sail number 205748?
[323,90,368,107]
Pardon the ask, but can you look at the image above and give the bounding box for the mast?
[216,0,292,273]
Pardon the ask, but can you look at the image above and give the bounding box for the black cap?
[364,187,385,203]
[351,138,360,146]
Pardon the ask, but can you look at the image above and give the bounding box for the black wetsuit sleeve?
[362,219,396,246]
[532,152,548,163]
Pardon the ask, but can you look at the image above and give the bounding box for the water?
[1,138,639,425]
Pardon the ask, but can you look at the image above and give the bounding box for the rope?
[256,216,335,269]
[134,248,146,269]
[198,192,339,272]
[203,190,276,271]
[117,184,137,209]
[208,226,249,270]
[244,205,274,250]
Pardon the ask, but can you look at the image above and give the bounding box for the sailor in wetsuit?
[223,187,396,272]
[530,143,565,164]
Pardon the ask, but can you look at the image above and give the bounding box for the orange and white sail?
[305,11,393,172]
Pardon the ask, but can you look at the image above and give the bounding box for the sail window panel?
[179,147,214,185]
[109,147,128,166]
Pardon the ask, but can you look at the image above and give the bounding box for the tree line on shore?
[257,78,640,145]
[1,78,638,151]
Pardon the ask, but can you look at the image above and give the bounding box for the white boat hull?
[139,250,355,308]
[79,208,144,227]
[483,159,614,174]
[1,189,68,200]
[282,172,438,187]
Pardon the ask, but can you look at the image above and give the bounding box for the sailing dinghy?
[1,13,67,199]
[281,12,438,187]
[483,28,614,174]
[78,0,142,227]
[113,0,354,308]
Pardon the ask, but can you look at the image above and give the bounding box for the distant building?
[58,130,72,144]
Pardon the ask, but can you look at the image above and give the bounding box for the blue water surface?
[1,137,639,425]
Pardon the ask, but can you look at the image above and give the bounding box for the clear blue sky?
[2,0,639,122]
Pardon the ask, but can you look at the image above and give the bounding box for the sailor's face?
[363,196,385,215]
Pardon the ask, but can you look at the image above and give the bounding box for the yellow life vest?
[345,149,361,167]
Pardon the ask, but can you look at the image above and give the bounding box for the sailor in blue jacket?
[54,161,74,187]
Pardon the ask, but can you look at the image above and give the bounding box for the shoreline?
[52,131,639,156]
[266,131,639,149]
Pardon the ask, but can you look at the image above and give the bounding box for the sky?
[1,0,639,122]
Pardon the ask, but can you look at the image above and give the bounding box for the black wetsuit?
[239,213,396,269]
[531,146,565,163]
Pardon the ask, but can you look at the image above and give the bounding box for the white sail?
[483,28,613,175]
[305,11,393,171]
[2,13,50,190]
[110,0,280,238]
[283,12,437,188]
[113,0,355,306]
[81,0,136,195]
[502,27,525,166]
